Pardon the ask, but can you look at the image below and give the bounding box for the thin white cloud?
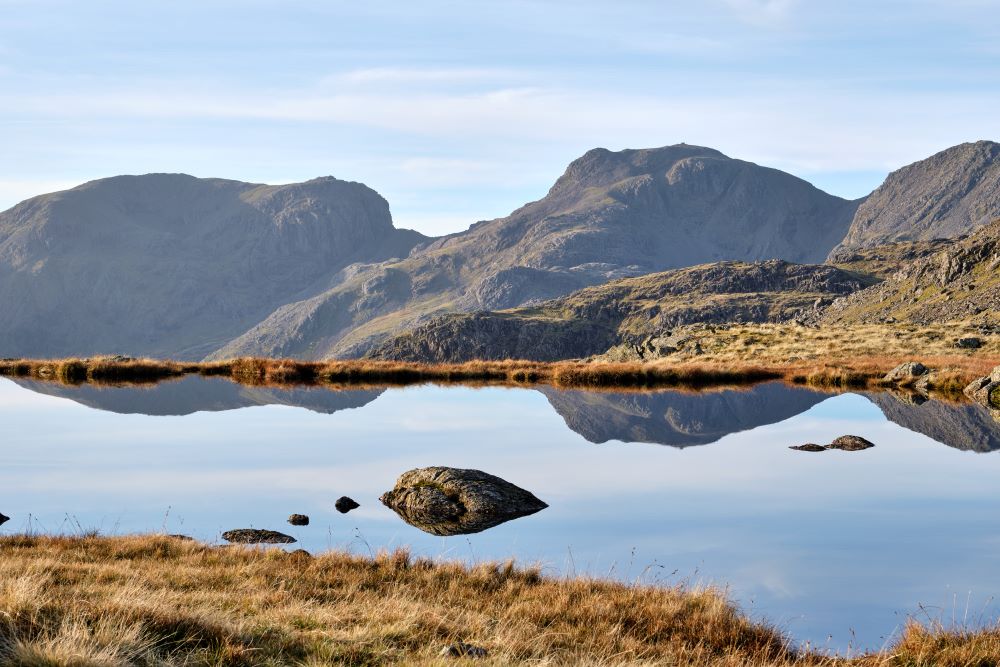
[328,67,523,87]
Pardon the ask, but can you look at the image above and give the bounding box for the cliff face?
[0,174,425,359]
[831,141,1000,257]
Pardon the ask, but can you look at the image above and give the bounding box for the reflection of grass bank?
[0,353,995,397]
[0,535,997,666]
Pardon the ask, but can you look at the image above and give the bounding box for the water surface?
[3,376,1000,651]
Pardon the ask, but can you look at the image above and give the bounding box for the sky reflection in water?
[2,376,1000,651]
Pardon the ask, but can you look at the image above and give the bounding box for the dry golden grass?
[1,535,999,666]
[1,323,997,398]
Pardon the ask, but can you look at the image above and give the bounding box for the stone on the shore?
[964,365,1000,408]
[439,643,488,659]
[222,529,297,544]
[335,496,360,513]
[287,514,310,526]
[789,444,827,452]
[882,361,928,383]
[827,435,875,451]
[380,466,547,536]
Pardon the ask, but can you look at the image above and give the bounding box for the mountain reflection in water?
[15,377,1000,452]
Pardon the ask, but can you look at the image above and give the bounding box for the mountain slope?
[366,260,869,362]
[213,144,859,359]
[830,141,1000,257]
[817,219,1000,325]
[0,174,425,359]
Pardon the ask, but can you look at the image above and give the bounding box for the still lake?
[3,376,1000,651]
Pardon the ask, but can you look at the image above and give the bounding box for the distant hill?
[830,141,1000,257]
[0,174,425,359]
[817,219,1000,325]
[212,144,859,359]
[366,260,868,362]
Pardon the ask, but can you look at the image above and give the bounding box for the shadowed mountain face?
[538,383,832,447]
[0,174,425,359]
[211,145,860,359]
[831,141,1000,257]
[11,376,382,417]
[864,392,1000,452]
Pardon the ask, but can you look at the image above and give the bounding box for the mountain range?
[1,141,999,360]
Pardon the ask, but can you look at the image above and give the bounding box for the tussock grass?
[1,535,999,666]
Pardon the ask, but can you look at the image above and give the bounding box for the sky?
[1,0,999,236]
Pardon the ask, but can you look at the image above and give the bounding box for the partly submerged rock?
[882,361,928,384]
[287,514,310,526]
[0,513,9,526]
[222,529,297,544]
[827,435,876,451]
[380,467,547,536]
[439,643,488,659]
[335,496,360,513]
[789,444,827,452]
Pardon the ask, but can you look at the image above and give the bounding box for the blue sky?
[1,0,998,235]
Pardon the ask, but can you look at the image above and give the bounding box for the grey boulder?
[380,467,547,536]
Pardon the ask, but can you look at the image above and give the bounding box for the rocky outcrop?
[379,467,547,536]
[867,390,1000,452]
[882,362,929,386]
[832,141,1000,256]
[964,366,1000,410]
[368,260,868,362]
[816,220,1000,326]
[222,529,297,544]
[0,174,425,359]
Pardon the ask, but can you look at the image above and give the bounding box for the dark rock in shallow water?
[222,529,296,544]
[827,435,875,451]
[380,466,547,536]
[440,642,488,659]
[789,444,827,452]
[335,496,360,513]
[0,513,9,526]
[287,514,310,526]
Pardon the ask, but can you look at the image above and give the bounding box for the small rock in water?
[335,496,360,513]
[789,444,826,452]
[287,514,310,526]
[826,435,875,451]
[0,513,9,526]
[222,529,296,544]
[439,642,488,659]
[955,337,984,349]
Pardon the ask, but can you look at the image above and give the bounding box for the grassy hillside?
[2,535,1000,666]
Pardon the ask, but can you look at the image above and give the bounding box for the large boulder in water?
[380,467,547,536]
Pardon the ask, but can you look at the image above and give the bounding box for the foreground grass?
[2,535,999,666]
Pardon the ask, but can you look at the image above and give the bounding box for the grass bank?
[1,534,998,666]
[0,354,995,397]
